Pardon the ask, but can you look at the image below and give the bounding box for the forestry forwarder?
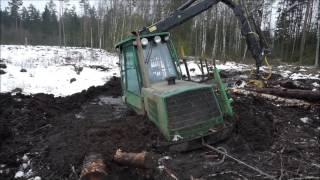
[115,0,270,151]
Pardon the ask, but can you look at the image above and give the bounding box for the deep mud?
[0,77,319,180]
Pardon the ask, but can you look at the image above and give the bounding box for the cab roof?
[115,32,170,48]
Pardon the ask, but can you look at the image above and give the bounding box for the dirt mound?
[0,77,139,179]
[234,96,275,151]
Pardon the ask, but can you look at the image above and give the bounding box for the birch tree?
[316,0,320,67]
[299,0,313,64]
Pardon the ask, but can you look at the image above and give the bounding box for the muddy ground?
[0,76,319,180]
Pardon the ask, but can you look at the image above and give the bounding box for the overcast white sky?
[0,0,99,12]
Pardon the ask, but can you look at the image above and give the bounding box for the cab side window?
[124,46,140,95]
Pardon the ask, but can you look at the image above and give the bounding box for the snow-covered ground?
[179,61,251,77]
[180,60,320,81]
[0,45,319,96]
[0,45,119,96]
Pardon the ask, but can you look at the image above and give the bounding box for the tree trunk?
[201,13,207,57]
[80,153,108,180]
[299,0,312,64]
[222,6,227,61]
[24,37,28,46]
[120,8,126,41]
[316,23,320,67]
[113,149,158,169]
[83,16,87,47]
[90,27,93,48]
[242,44,247,62]
[290,10,300,61]
[59,16,62,47]
[62,17,66,47]
[253,88,320,102]
[231,89,313,109]
[212,5,219,60]
[61,0,66,47]
[316,0,320,67]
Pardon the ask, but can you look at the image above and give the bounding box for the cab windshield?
[143,41,177,84]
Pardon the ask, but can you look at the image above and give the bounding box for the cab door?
[122,45,144,114]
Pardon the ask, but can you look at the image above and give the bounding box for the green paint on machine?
[116,32,234,142]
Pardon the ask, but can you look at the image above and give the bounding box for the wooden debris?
[253,88,320,102]
[80,153,108,180]
[231,89,315,109]
[278,80,313,90]
[113,149,157,169]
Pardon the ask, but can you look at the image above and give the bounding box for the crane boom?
[139,0,268,76]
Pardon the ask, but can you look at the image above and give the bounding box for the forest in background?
[0,0,319,66]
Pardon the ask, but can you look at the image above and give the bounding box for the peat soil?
[0,77,319,180]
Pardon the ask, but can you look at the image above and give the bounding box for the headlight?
[141,38,149,46]
[164,35,170,41]
[154,36,161,44]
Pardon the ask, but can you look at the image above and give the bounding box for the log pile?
[253,88,320,102]
[231,89,315,109]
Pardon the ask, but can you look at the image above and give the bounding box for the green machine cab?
[116,32,234,142]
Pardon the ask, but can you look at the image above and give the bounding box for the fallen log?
[253,88,320,102]
[231,89,314,109]
[80,153,108,180]
[113,150,178,179]
[113,149,158,169]
[276,80,313,90]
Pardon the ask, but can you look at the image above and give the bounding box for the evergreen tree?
[42,6,52,35]
[8,0,23,26]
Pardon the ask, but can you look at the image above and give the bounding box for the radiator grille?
[166,88,221,130]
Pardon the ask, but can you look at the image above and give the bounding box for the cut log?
[113,150,178,179]
[113,149,158,169]
[277,80,313,90]
[80,153,108,180]
[231,89,315,109]
[253,88,320,102]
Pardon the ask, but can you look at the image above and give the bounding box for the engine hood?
[142,80,213,98]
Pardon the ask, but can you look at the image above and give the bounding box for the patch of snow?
[289,73,320,80]
[98,96,123,105]
[158,165,165,171]
[75,113,85,119]
[179,61,250,80]
[180,61,208,77]
[158,156,172,171]
[239,75,248,79]
[14,171,24,178]
[159,156,172,161]
[280,70,292,78]
[216,62,250,71]
[34,176,42,180]
[0,45,120,96]
[22,163,28,169]
[22,154,29,161]
[172,134,183,142]
[235,80,247,88]
[300,117,309,123]
[312,82,320,87]
[25,169,33,178]
[13,153,40,179]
